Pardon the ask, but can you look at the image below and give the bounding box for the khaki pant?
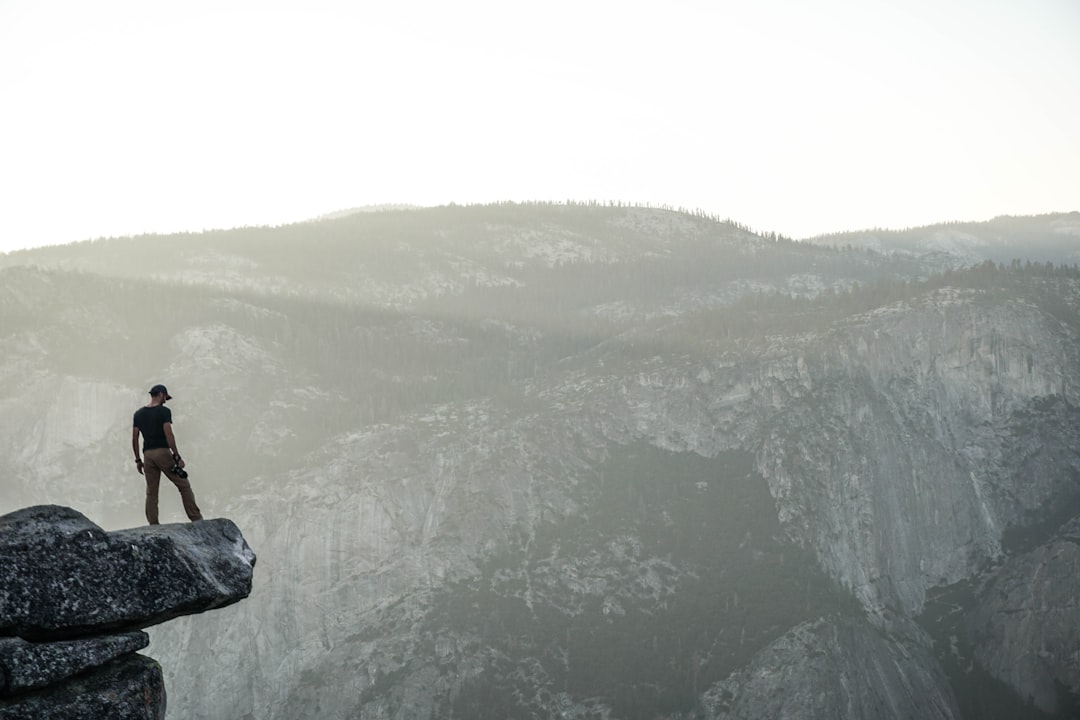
[143,448,203,524]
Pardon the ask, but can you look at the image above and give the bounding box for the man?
[132,384,203,525]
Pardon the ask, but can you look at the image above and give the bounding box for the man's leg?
[161,467,203,522]
[143,462,162,525]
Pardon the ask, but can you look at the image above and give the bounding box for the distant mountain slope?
[0,203,939,312]
[805,212,1080,266]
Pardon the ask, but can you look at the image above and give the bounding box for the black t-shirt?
[133,405,172,451]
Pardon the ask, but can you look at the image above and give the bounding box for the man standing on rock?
[132,384,203,525]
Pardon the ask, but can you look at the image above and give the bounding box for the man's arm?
[163,423,184,468]
[131,427,144,475]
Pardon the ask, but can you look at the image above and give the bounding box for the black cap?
[149,384,173,400]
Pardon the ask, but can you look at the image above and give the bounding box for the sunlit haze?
[1,0,1077,253]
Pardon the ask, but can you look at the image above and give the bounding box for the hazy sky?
[1,0,1077,252]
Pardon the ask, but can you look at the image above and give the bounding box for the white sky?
[1,0,1077,252]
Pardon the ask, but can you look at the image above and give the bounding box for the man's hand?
[135,459,144,475]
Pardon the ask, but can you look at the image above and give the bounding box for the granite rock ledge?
[0,505,256,719]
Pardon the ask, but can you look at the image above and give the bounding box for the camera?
[170,464,189,479]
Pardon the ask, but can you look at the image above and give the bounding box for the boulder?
[0,505,256,639]
[0,631,148,696]
[0,653,165,720]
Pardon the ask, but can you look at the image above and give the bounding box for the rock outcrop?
[0,631,149,695]
[0,505,256,719]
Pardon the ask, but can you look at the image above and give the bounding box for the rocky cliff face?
[0,506,256,718]
[588,287,1080,615]
[153,281,1077,718]
[0,205,1077,719]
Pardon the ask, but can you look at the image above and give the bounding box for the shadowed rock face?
[0,654,166,720]
[0,505,256,639]
[0,505,255,718]
[700,615,961,720]
[970,517,1080,715]
[0,632,148,695]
